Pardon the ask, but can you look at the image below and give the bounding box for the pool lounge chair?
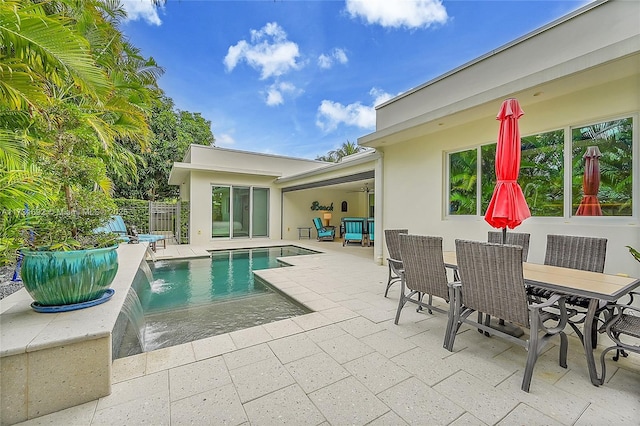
[367,218,374,246]
[96,215,166,251]
[312,217,335,241]
[342,217,365,246]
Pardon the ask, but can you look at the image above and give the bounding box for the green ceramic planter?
[21,245,119,307]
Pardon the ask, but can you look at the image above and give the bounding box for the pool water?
[114,246,316,358]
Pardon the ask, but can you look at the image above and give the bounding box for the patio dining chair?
[529,234,608,346]
[479,231,531,336]
[447,240,569,392]
[383,229,408,297]
[395,234,454,346]
[597,291,640,385]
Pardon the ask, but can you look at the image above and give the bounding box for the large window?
[571,118,633,216]
[447,116,634,218]
[212,186,269,238]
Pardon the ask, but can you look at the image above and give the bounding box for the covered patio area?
[19,240,640,425]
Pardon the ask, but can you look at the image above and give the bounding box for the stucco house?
[358,0,639,276]
[170,0,638,276]
[168,145,379,245]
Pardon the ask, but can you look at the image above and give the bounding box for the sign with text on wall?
[311,201,333,211]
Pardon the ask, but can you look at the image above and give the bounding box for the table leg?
[584,298,602,386]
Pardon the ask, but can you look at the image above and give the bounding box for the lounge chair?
[342,217,365,246]
[96,215,166,251]
[447,239,569,392]
[383,229,408,297]
[312,217,335,241]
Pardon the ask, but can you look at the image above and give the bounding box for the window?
[571,118,633,216]
[446,116,634,218]
[212,186,270,238]
[449,149,477,215]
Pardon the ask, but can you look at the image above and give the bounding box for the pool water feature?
[113,246,316,358]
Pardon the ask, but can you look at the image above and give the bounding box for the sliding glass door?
[212,186,231,238]
[212,186,269,238]
[252,188,269,237]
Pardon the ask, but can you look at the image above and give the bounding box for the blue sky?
[120,0,590,160]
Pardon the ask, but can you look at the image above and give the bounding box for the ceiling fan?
[348,183,373,193]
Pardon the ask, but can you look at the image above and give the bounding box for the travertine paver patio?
[16,240,640,425]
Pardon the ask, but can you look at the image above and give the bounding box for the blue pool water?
[114,246,316,357]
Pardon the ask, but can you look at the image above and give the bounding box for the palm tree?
[316,140,367,162]
[0,0,162,257]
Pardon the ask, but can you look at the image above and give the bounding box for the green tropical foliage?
[316,140,367,162]
[449,149,477,215]
[112,96,215,200]
[571,118,632,216]
[0,0,163,263]
[450,118,633,219]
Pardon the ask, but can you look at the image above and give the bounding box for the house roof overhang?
[168,162,282,185]
[359,0,640,148]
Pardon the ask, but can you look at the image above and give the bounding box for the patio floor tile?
[222,343,275,370]
[344,352,412,394]
[391,347,459,387]
[263,318,306,339]
[243,384,325,425]
[338,316,385,338]
[284,352,350,393]
[268,333,322,364]
[433,370,520,425]
[229,357,296,403]
[169,383,247,425]
[377,376,465,425]
[360,329,417,358]
[497,403,564,426]
[366,410,409,425]
[317,333,375,364]
[309,376,390,425]
[304,323,347,343]
[93,392,170,426]
[191,332,237,361]
[169,356,232,402]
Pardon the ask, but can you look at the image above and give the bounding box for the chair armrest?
[529,294,568,334]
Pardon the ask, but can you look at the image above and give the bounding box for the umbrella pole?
[502,227,507,244]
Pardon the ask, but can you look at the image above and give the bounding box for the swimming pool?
[113,246,317,358]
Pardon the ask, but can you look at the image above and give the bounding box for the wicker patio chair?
[383,229,408,297]
[479,231,531,336]
[395,235,454,344]
[597,291,640,385]
[488,231,530,261]
[530,234,608,345]
[447,240,569,392]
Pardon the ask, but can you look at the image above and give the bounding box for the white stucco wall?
[187,170,282,245]
[378,77,640,277]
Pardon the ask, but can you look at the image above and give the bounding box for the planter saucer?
[31,289,115,313]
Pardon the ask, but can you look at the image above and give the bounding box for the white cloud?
[264,82,301,106]
[316,88,394,132]
[224,22,301,80]
[317,48,349,69]
[345,0,448,29]
[215,133,236,146]
[121,1,162,26]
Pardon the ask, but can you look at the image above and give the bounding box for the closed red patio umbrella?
[484,98,531,241]
[575,146,603,216]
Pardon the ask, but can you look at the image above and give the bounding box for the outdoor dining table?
[442,251,640,386]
